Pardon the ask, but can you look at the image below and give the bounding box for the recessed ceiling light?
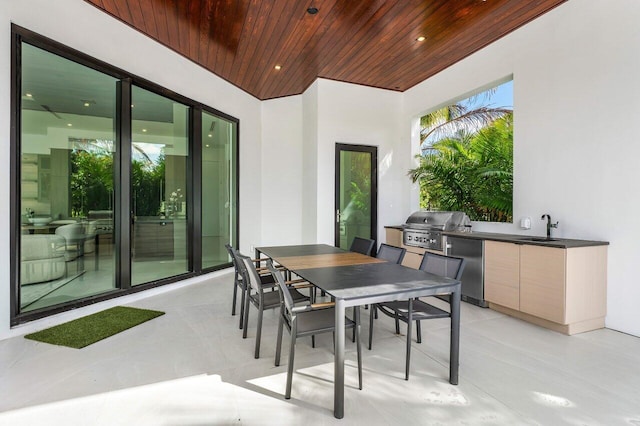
[67,123,72,127]
[25,93,33,98]
[274,65,282,70]
[307,7,318,15]
[84,102,90,107]
[131,104,134,108]
[205,144,210,148]
[416,36,426,42]
[208,134,212,138]
[142,129,147,132]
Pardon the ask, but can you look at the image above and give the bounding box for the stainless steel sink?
[518,237,561,242]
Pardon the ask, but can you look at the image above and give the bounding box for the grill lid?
[404,210,471,231]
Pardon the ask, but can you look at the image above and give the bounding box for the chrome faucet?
[541,214,559,239]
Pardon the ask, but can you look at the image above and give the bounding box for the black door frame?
[334,143,378,252]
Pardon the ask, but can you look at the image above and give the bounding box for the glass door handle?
[336,209,341,223]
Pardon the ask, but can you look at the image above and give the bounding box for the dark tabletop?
[290,258,458,301]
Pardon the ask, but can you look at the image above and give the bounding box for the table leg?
[334,298,345,419]
[449,286,461,385]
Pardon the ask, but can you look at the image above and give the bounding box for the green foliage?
[70,150,113,217]
[410,114,513,222]
[347,152,371,216]
[131,153,165,216]
[71,148,165,217]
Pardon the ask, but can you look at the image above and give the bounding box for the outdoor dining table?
[255,244,462,419]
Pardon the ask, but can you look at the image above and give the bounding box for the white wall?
[315,79,405,247]
[301,82,319,244]
[403,0,640,336]
[0,0,262,339]
[260,96,304,246]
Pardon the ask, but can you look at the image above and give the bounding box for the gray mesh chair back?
[240,255,263,294]
[239,253,309,359]
[225,243,245,324]
[270,261,296,318]
[419,251,465,280]
[350,237,375,256]
[369,251,465,380]
[267,261,362,400]
[377,244,406,264]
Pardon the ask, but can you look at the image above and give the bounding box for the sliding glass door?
[131,86,190,285]
[19,43,117,312]
[202,111,237,269]
[12,27,239,325]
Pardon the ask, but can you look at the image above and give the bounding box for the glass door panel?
[131,86,189,285]
[19,43,117,312]
[335,144,377,251]
[202,111,237,269]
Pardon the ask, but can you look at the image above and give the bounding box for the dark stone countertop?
[442,231,609,248]
[385,225,608,248]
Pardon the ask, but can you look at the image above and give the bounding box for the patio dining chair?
[238,253,311,359]
[225,243,277,329]
[368,251,465,380]
[349,236,375,256]
[376,243,406,264]
[268,261,363,400]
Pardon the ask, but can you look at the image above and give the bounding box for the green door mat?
[25,306,165,349]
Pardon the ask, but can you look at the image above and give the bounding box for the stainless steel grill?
[402,211,471,251]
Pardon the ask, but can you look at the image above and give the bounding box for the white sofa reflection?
[20,235,66,285]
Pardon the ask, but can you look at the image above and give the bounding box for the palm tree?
[410,98,513,222]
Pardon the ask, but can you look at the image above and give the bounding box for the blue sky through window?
[462,80,513,111]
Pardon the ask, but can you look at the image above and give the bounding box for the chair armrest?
[291,301,335,313]
[290,283,314,290]
[310,301,335,309]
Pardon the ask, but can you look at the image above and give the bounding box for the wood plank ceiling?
[85,0,567,100]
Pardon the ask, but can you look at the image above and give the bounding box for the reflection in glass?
[202,112,237,268]
[338,151,372,250]
[19,43,117,312]
[131,86,190,285]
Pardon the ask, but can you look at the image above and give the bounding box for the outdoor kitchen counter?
[442,231,609,248]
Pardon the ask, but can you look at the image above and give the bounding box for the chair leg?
[352,307,356,342]
[239,282,247,330]
[285,325,297,399]
[405,299,413,381]
[232,279,238,316]
[311,335,315,348]
[395,315,400,335]
[368,304,375,350]
[416,320,422,344]
[356,307,363,390]
[254,304,264,359]
[275,312,284,367]
[242,292,251,339]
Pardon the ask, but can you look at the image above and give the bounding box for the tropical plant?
[70,141,166,217]
[410,104,513,222]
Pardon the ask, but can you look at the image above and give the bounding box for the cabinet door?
[385,228,402,247]
[520,245,566,324]
[484,241,520,310]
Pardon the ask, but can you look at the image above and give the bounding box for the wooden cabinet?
[484,240,607,335]
[134,220,174,260]
[520,245,566,324]
[484,241,520,310]
[384,228,439,269]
